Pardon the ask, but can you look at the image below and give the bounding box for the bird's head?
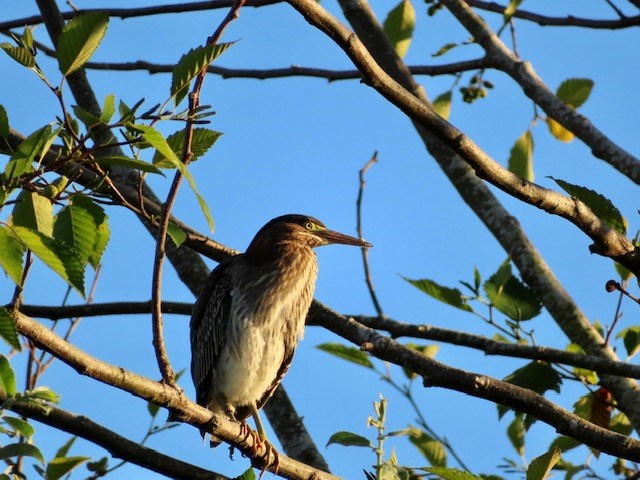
[246,214,371,261]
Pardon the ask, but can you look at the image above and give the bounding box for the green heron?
[190,214,371,448]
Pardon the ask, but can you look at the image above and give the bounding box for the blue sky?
[1,1,639,478]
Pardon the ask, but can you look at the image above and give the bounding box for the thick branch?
[6,395,228,480]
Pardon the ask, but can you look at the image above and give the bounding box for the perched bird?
[190,214,371,446]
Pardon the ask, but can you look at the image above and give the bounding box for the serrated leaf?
[503,0,523,22]
[11,191,53,237]
[47,456,90,480]
[551,177,627,234]
[100,94,115,123]
[54,204,98,265]
[0,44,35,68]
[71,195,109,269]
[432,42,458,58]
[4,125,54,183]
[549,435,581,453]
[546,117,574,143]
[0,354,16,395]
[507,415,525,456]
[556,78,594,109]
[4,416,35,439]
[152,128,222,168]
[432,91,452,120]
[403,277,472,312]
[134,124,214,231]
[423,467,483,480]
[167,222,187,248]
[408,428,447,466]
[91,155,164,175]
[57,12,109,76]
[0,442,44,465]
[326,431,372,448]
[508,130,534,182]
[0,309,20,351]
[11,226,85,297]
[526,447,561,480]
[498,362,561,418]
[0,225,25,285]
[383,0,415,58]
[171,43,233,106]
[0,105,8,139]
[316,343,373,368]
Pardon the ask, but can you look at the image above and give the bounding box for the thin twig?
[356,152,384,318]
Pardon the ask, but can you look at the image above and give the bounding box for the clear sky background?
[1,1,639,478]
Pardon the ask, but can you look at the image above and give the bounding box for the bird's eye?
[304,221,314,230]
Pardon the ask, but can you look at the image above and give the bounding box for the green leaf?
[167,222,187,248]
[11,191,54,237]
[71,195,109,269]
[4,416,35,439]
[0,309,20,351]
[0,105,8,139]
[57,12,109,76]
[610,411,632,436]
[432,42,458,58]
[616,326,640,358]
[90,155,164,175]
[614,262,632,282]
[408,428,447,466]
[526,447,561,480]
[152,128,222,168]
[100,93,116,123]
[47,456,90,480]
[383,0,415,58]
[432,91,452,120]
[565,343,597,384]
[403,277,472,312]
[326,431,372,448]
[0,442,44,465]
[507,130,534,182]
[0,225,25,285]
[147,402,160,418]
[402,344,438,379]
[54,204,98,265]
[484,261,541,321]
[0,354,17,395]
[498,362,561,418]
[507,415,525,456]
[42,176,69,200]
[423,467,483,480]
[233,468,257,480]
[549,435,581,453]
[551,177,627,234]
[134,124,214,231]
[316,343,373,369]
[23,386,59,404]
[546,117,574,143]
[71,105,101,129]
[171,43,233,106]
[0,44,36,68]
[55,436,76,458]
[503,0,523,22]
[4,125,54,183]
[556,78,594,109]
[11,226,85,297]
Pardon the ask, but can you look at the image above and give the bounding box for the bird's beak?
[317,229,372,248]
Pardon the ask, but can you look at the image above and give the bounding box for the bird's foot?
[252,437,279,478]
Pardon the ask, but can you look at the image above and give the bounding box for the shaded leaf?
[171,43,233,106]
[402,343,438,379]
[12,190,54,236]
[167,222,187,248]
[590,387,612,429]
[0,442,44,465]
[11,226,85,297]
[55,434,76,458]
[403,277,472,312]
[507,130,534,182]
[91,155,164,175]
[0,105,8,139]
[432,42,458,57]
[556,78,594,109]
[614,262,632,282]
[316,343,373,369]
[72,105,100,129]
[408,428,447,466]
[0,309,20,351]
[0,225,25,285]
[71,195,109,269]
[432,91,452,120]
[4,125,54,183]
[484,262,541,321]
[147,402,160,418]
[546,117,574,143]
[507,415,525,456]
[383,0,415,58]
[526,447,561,480]
[4,416,35,439]
[565,343,597,384]
[54,203,98,265]
[47,456,90,480]
[0,44,35,68]
[57,12,109,76]
[233,469,256,480]
[0,354,17,395]
[326,431,371,448]
[423,467,483,480]
[551,177,627,235]
[549,435,581,453]
[498,361,561,418]
[152,128,222,168]
[610,411,632,436]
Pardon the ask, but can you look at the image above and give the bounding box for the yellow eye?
[304,221,314,230]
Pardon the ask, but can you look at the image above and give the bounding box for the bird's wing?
[190,259,233,407]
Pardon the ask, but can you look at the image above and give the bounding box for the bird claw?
[253,438,279,478]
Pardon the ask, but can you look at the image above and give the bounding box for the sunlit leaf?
[91,155,164,174]
[152,128,222,168]
[167,222,187,248]
[54,203,98,265]
[100,93,116,123]
[556,78,594,109]
[4,416,35,439]
[4,125,54,183]
[551,177,627,234]
[71,195,110,269]
[233,469,256,480]
[326,431,371,448]
[610,411,632,436]
[403,277,472,312]
[57,12,109,76]
[0,44,35,68]
[549,435,581,453]
[0,225,25,285]
[432,91,452,120]
[0,309,20,351]
[423,467,483,480]
[72,105,100,129]
[0,354,17,395]
[383,0,415,58]
[507,130,534,182]
[546,117,574,143]
[503,0,523,22]
[526,447,561,480]
[507,415,525,456]
[432,42,458,57]
[46,456,90,480]
[0,105,8,139]
[316,343,373,369]
[408,427,447,466]
[11,191,53,237]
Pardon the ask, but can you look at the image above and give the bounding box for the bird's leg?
[250,404,279,477]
